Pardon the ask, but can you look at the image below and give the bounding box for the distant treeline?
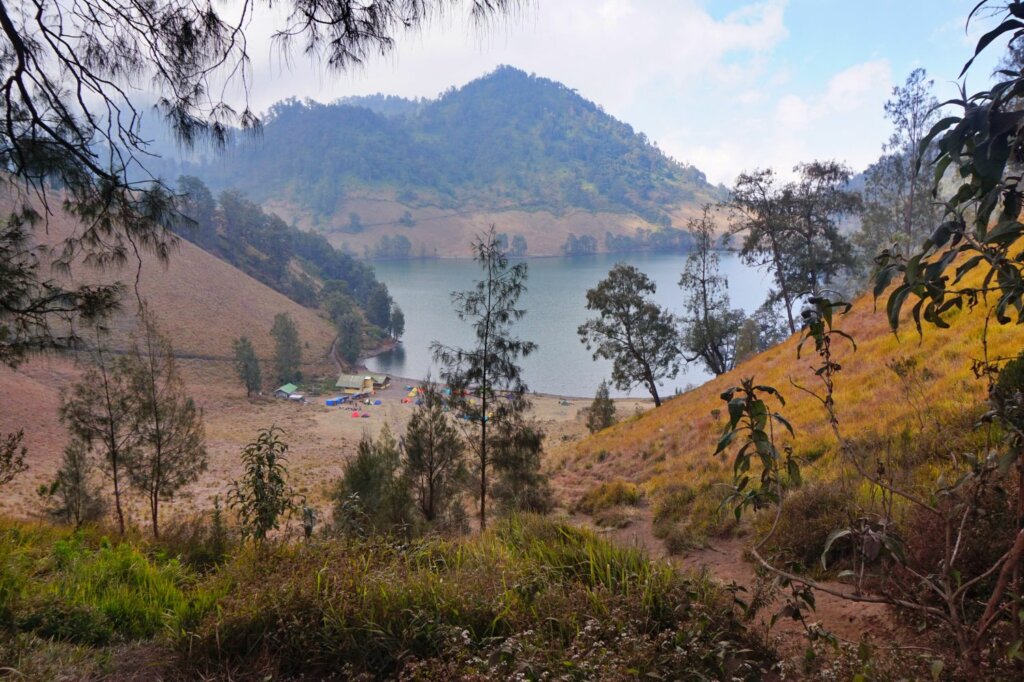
[175,176,394,337]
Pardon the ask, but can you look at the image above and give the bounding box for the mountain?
[163,66,723,257]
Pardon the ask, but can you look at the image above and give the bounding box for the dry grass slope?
[557,287,1024,502]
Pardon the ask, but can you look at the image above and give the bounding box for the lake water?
[366,252,772,398]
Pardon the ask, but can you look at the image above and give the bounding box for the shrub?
[652,483,734,554]
[575,479,643,514]
[228,426,296,542]
[185,516,774,679]
[0,522,215,646]
[890,477,1018,619]
[753,481,852,571]
[151,499,233,573]
[330,425,414,536]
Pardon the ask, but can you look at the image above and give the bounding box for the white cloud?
[667,59,893,185]
[221,1,901,187]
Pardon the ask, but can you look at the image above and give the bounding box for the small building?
[274,383,299,399]
[336,373,390,394]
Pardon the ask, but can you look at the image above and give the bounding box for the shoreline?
[351,359,651,404]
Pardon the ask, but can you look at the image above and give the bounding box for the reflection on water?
[366,252,770,398]
[368,344,406,373]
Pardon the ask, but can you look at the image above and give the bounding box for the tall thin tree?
[403,383,467,524]
[232,336,263,398]
[123,310,207,538]
[679,205,745,376]
[59,333,138,534]
[271,313,302,385]
[431,226,537,530]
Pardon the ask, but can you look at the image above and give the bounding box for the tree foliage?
[232,337,263,398]
[331,424,413,536]
[229,427,296,542]
[854,69,943,269]
[431,226,536,530]
[271,313,302,385]
[728,163,857,334]
[389,305,406,340]
[578,263,680,407]
[336,312,363,366]
[876,1,1024,334]
[586,379,617,434]
[0,429,27,489]
[122,311,207,538]
[3,0,508,368]
[678,206,745,376]
[403,384,467,525]
[491,416,552,515]
[38,439,106,528]
[59,338,137,534]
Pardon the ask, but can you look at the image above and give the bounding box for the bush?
[891,478,1018,618]
[0,522,216,646]
[151,500,233,573]
[575,479,643,514]
[753,481,852,571]
[652,483,734,554]
[330,425,415,536]
[185,516,775,679]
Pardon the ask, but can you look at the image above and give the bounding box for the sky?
[232,1,1003,186]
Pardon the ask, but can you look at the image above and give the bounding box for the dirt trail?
[602,510,911,660]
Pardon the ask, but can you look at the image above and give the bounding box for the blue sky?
[242,1,1004,185]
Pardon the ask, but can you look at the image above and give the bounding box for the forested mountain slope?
[164,67,723,257]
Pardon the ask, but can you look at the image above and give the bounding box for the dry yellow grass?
[556,288,1024,502]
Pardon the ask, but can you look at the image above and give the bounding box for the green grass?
[0,521,217,647]
[0,515,776,679]
[187,515,774,679]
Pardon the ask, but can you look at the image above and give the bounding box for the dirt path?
[601,509,912,661]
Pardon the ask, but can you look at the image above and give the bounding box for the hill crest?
[161,66,723,257]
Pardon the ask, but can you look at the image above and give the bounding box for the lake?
[365,252,772,398]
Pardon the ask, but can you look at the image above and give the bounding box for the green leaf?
[786,457,801,486]
[713,428,737,457]
[821,528,852,569]
[962,20,1024,77]
[772,413,795,437]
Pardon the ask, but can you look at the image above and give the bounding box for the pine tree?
[586,380,617,433]
[331,424,413,534]
[492,416,551,514]
[431,226,537,530]
[232,336,263,397]
[271,313,302,385]
[38,439,106,527]
[123,310,207,538]
[59,334,137,534]
[404,384,466,524]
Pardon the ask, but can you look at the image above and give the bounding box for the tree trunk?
[112,463,125,535]
[150,489,160,539]
[479,416,487,531]
[644,365,662,407]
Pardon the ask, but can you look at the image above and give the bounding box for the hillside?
[164,66,724,257]
[0,206,339,506]
[555,286,1024,518]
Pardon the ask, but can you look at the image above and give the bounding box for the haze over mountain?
[162,67,724,258]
